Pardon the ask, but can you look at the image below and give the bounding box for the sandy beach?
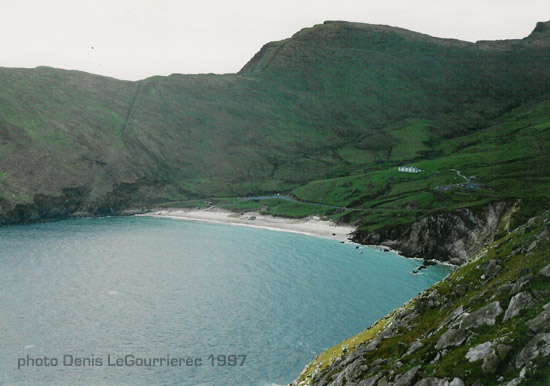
[139,207,356,242]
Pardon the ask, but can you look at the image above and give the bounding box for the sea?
[0,216,452,385]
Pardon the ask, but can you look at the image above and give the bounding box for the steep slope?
[1,21,550,224]
[290,211,550,386]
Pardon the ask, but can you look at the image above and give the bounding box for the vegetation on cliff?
[291,211,550,386]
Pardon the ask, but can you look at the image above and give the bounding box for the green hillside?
[1,20,549,225]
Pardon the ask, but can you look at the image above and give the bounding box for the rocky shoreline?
[290,211,550,386]
[352,201,516,265]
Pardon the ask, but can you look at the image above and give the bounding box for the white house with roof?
[398,166,423,173]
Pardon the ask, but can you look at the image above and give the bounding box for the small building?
[398,166,423,173]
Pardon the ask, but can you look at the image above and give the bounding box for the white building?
[398,166,423,173]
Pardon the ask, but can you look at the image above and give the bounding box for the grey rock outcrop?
[515,333,550,369]
[484,260,501,278]
[457,301,503,330]
[357,375,382,386]
[353,201,512,264]
[405,340,423,356]
[540,264,550,278]
[465,339,509,374]
[394,365,420,386]
[503,292,536,322]
[448,379,465,386]
[510,274,533,295]
[526,303,550,333]
[436,328,470,350]
[466,341,495,362]
[415,377,459,386]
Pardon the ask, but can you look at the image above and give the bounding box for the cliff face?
[352,202,515,265]
[291,211,550,386]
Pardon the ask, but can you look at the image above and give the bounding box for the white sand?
[139,207,355,242]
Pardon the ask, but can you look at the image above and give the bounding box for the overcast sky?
[1,0,548,80]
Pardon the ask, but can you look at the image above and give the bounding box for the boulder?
[377,377,390,386]
[394,365,421,386]
[458,301,503,330]
[405,340,423,356]
[510,274,533,295]
[515,333,550,369]
[330,357,364,385]
[443,305,464,325]
[356,375,382,386]
[503,378,522,386]
[466,341,495,362]
[465,340,501,374]
[503,292,536,322]
[484,260,501,278]
[526,306,550,333]
[449,379,465,386]
[414,378,450,386]
[540,264,550,278]
[435,328,470,350]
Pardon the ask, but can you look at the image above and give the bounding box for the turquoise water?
[0,217,451,385]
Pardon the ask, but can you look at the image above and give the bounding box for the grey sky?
[1,0,548,80]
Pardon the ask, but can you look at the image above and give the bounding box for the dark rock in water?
[332,233,336,236]
[384,248,390,252]
[412,270,418,274]
[503,291,536,322]
[355,246,359,249]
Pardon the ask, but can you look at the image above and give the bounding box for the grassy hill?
[1,20,549,225]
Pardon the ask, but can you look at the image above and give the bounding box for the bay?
[0,217,451,385]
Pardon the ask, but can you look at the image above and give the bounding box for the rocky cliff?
[352,202,516,265]
[290,211,550,386]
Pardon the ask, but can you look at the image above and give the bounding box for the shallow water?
[0,217,451,385]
